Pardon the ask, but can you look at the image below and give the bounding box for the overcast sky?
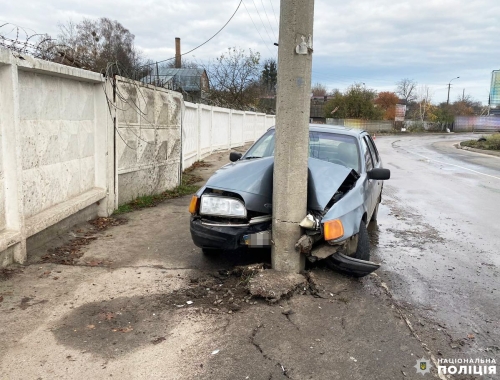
[2,0,499,104]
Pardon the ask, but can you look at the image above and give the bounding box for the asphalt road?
[371,133,500,360]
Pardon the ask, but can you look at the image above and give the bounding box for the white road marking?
[394,142,500,181]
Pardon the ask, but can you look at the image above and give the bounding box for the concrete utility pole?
[447,76,460,105]
[272,0,314,273]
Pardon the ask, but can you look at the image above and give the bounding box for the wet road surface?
[371,133,500,358]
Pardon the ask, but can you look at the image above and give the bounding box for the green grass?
[461,134,500,151]
[113,170,203,215]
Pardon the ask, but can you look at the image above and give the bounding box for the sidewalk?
[0,147,441,379]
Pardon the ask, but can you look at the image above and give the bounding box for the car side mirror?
[229,152,242,162]
[368,168,390,180]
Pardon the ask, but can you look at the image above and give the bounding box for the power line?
[140,0,243,68]
[249,0,275,45]
[242,0,276,56]
[260,0,278,42]
[268,0,280,30]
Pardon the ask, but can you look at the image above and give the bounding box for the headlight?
[200,195,247,218]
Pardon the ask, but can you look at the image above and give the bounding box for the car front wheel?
[353,222,370,261]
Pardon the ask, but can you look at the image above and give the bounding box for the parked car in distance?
[189,124,390,277]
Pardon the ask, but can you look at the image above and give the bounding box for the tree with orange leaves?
[374,91,400,120]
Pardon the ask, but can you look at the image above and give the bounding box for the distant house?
[310,95,335,123]
[142,68,209,102]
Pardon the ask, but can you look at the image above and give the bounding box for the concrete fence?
[326,118,394,132]
[0,48,114,267]
[182,101,274,169]
[0,47,275,266]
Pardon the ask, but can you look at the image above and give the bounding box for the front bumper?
[190,218,271,250]
[326,252,380,277]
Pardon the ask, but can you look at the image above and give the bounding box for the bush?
[461,133,500,151]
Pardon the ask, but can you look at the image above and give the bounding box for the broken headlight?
[200,194,247,218]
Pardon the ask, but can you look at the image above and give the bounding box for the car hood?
[201,157,356,213]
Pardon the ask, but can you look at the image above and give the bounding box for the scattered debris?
[0,295,3,303]
[151,337,166,345]
[211,349,220,355]
[89,217,127,231]
[40,217,126,265]
[0,267,24,282]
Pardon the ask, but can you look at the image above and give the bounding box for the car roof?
[268,124,367,137]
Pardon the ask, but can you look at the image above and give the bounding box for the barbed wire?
[0,22,84,68]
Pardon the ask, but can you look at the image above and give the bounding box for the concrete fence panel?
[230,110,245,148]
[0,47,113,266]
[182,103,199,169]
[211,107,231,150]
[199,105,212,157]
[114,77,182,206]
[244,112,257,143]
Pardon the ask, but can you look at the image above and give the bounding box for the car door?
[364,134,383,205]
[360,134,376,221]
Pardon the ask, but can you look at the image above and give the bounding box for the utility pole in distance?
[272,0,314,273]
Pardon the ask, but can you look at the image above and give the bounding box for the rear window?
[243,129,360,172]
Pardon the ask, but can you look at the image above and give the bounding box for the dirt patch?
[40,217,127,266]
[88,217,128,231]
[52,266,324,358]
[0,267,24,282]
[52,269,254,358]
[183,160,212,173]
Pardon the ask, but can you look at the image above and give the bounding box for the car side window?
[364,136,378,165]
[361,137,374,171]
[366,135,379,163]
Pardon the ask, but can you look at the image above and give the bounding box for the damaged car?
[189,125,390,277]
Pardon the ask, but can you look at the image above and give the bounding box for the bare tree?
[56,18,144,75]
[416,85,433,121]
[311,83,327,96]
[206,47,261,109]
[396,78,418,104]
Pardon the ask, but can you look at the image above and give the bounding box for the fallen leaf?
[152,337,166,345]
[87,325,95,330]
[467,333,475,340]
[0,296,3,302]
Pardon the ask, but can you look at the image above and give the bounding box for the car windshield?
[243,129,360,172]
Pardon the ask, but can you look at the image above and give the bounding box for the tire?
[353,222,370,261]
[202,248,219,255]
[370,202,379,222]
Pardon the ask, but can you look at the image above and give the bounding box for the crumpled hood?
[200,156,356,213]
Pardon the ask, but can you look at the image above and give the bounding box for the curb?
[455,143,500,158]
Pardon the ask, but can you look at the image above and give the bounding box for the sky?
[2,0,499,105]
